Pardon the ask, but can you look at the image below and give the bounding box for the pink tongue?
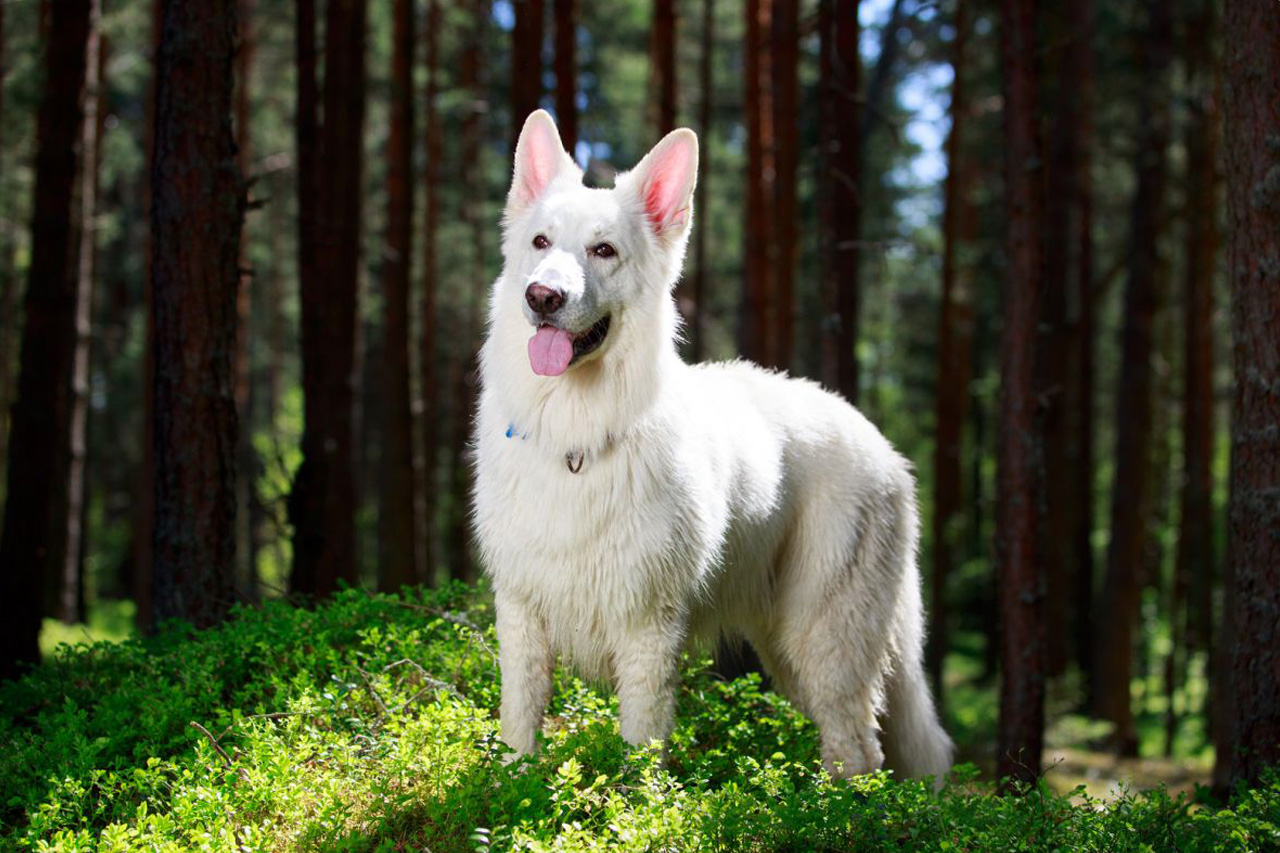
[528,326,575,376]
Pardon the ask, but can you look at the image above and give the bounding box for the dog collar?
[506,421,586,474]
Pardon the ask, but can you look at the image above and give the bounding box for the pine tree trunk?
[554,0,577,152]
[419,0,442,584]
[257,164,286,574]
[0,0,94,680]
[0,245,13,506]
[1177,0,1218,693]
[63,0,103,626]
[741,0,774,367]
[511,0,544,150]
[770,0,797,371]
[652,0,676,135]
[1145,305,1175,738]
[1223,0,1280,790]
[448,0,485,583]
[291,0,366,597]
[379,0,418,593]
[1094,0,1171,757]
[929,0,975,701]
[132,0,163,634]
[687,0,712,363]
[1212,516,1237,795]
[234,0,258,602]
[995,0,1044,786]
[150,0,244,628]
[1038,0,1083,680]
[289,0,318,594]
[0,0,11,494]
[1068,0,1096,694]
[819,0,860,402]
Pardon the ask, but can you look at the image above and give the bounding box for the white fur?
[474,111,954,783]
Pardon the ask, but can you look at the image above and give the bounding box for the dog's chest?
[475,427,707,608]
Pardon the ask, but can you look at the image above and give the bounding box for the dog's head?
[498,110,698,377]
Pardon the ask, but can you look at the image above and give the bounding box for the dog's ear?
[629,129,699,237]
[508,110,578,214]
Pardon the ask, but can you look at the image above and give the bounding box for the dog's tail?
[881,651,954,787]
[878,507,954,789]
[873,476,954,789]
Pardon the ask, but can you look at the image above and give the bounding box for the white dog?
[473,110,953,782]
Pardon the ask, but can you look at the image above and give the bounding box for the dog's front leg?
[495,593,554,756]
[614,620,684,748]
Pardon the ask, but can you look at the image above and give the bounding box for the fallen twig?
[189,721,234,769]
[189,720,249,780]
[355,666,391,717]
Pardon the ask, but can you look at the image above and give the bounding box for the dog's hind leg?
[496,592,555,756]
[776,471,947,780]
[783,611,889,779]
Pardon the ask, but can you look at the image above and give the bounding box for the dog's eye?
[532,234,551,250]
[591,243,617,259]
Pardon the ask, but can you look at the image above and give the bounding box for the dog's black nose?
[525,283,565,316]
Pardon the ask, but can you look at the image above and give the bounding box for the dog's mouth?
[528,315,612,376]
[570,314,611,362]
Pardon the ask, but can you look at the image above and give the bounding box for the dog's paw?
[821,733,885,780]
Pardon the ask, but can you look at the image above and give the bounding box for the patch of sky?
[493,0,515,32]
[860,0,953,231]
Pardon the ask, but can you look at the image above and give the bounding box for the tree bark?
[1038,0,1084,679]
[448,0,485,583]
[63,0,103,626]
[0,0,11,495]
[928,0,975,701]
[0,0,93,680]
[819,0,860,402]
[150,0,244,629]
[234,0,258,602]
[511,0,544,151]
[996,0,1044,787]
[687,0,713,363]
[380,0,418,593]
[290,0,366,597]
[554,0,577,152]
[256,161,286,578]
[770,0,797,370]
[1068,0,1096,695]
[652,0,676,135]
[1223,0,1280,791]
[1093,0,1171,757]
[1176,0,1218,693]
[132,0,164,634]
[419,0,442,585]
[741,0,775,367]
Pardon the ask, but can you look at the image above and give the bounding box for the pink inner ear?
[642,140,694,231]
[517,121,563,206]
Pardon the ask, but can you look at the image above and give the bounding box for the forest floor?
[1045,746,1211,801]
[39,601,1218,803]
[8,589,1271,852]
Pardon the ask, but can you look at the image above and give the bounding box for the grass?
[2,585,1278,851]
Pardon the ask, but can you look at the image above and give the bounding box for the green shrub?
[2,586,1277,852]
